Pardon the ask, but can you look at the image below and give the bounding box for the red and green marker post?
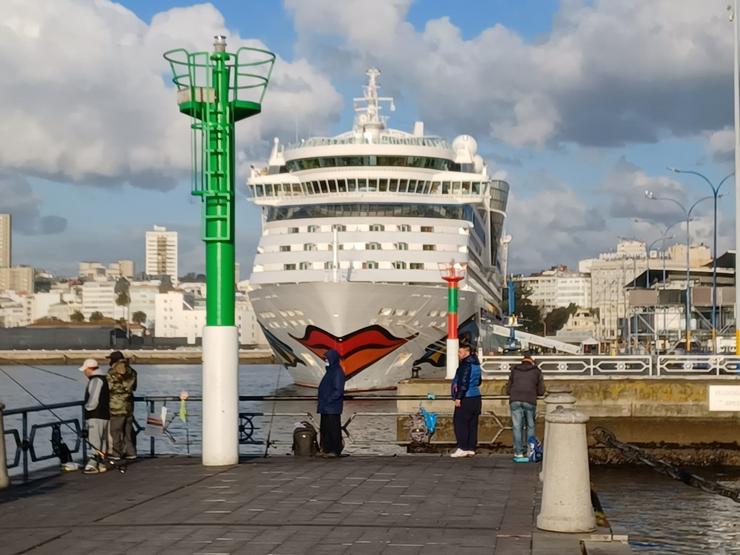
[441,263,466,379]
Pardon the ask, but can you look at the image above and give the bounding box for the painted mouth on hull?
[260,323,305,368]
[290,325,417,379]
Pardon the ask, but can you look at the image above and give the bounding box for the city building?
[154,289,266,345]
[513,266,591,313]
[128,281,159,329]
[108,260,135,279]
[0,213,10,268]
[81,281,125,320]
[579,240,712,346]
[79,261,107,281]
[0,294,27,327]
[146,225,178,284]
[0,266,34,294]
[80,260,136,281]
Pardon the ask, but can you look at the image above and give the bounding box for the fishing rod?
[263,364,283,457]
[0,357,79,382]
[0,366,128,474]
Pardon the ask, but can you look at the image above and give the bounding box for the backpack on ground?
[292,421,319,456]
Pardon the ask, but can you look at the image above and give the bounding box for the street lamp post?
[645,191,714,352]
[668,168,734,353]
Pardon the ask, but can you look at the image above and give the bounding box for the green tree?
[114,277,131,311]
[132,311,147,325]
[543,303,578,336]
[502,282,543,334]
[89,311,104,323]
[70,310,84,323]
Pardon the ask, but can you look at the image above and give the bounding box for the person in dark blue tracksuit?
[317,349,346,457]
[450,343,482,457]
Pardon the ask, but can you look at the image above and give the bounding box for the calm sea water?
[1,363,738,553]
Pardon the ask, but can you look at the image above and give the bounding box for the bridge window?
[397,224,411,232]
[421,226,433,232]
[369,224,385,232]
[299,262,310,270]
[366,242,382,250]
[363,261,379,269]
[284,264,296,270]
[410,263,424,270]
[304,243,317,251]
[396,242,408,250]
[423,244,436,251]
[288,227,299,234]
[393,261,407,270]
[279,246,291,252]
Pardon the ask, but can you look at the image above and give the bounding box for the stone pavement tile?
[494,535,532,555]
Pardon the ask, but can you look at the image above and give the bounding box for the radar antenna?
[353,68,395,135]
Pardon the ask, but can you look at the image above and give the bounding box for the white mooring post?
[540,389,577,482]
[0,402,9,489]
[537,406,596,533]
[202,327,240,466]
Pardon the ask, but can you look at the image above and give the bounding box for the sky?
[0,0,737,277]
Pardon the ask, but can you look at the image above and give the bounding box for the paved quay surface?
[0,455,592,554]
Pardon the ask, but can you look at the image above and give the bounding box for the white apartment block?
[129,281,159,328]
[0,294,28,327]
[154,290,266,345]
[155,291,205,344]
[146,225,178,284]
[514,267,591,313]
[0,213,10,268]
[0,266,34,293]
[81,281,125,320]
[80,260,135,281]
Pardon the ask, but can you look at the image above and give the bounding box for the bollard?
[0,402,9,489]
[537,406,595,533]
[540,390,576,482]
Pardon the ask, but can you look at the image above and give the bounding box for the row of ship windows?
[282,261,431,270]
[287,224,430,233]
[250,178,499,198]
[260,307,458,321]
[276,243,440,252]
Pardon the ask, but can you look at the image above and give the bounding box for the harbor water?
[1,363,738,553]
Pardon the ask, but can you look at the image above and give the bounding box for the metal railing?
[481,355,740,377]
[4,400,86,483]
[3,394,512,483]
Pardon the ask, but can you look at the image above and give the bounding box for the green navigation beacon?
[164,36,275,466]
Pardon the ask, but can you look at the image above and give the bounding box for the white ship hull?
[249,282,482,390]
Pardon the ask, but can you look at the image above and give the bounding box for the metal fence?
[481,355,740,377]
[3,394,512,483]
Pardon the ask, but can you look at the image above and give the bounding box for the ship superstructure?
[246,68,509,390]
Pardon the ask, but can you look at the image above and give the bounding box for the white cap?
[79,358,99,372]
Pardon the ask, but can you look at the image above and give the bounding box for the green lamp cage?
[164,39,276,220]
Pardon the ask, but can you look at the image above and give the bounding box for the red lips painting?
[290,325,417,378]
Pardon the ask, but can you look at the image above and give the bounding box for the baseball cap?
[107,350,125,364]
[79,358,99,372]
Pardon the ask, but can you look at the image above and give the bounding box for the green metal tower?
[164,36,274,465]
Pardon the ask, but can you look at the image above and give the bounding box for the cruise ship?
[246,69,510,390]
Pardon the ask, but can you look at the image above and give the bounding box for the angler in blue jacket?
[317,349,346,457]
[450,343,482,458]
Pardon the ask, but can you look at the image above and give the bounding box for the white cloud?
[0,0,342,189]
[707,126,734,162]
[0,173,67,235]
[286,0,735,148]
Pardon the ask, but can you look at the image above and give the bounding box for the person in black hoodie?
[505,353,545,461]
[317,349,346,457]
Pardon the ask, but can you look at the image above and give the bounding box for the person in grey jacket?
[505,353,545,461]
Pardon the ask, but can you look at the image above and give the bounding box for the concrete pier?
[0,348,274,365]
[0,455,630,554]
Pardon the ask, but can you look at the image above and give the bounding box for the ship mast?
[353,68,395,141]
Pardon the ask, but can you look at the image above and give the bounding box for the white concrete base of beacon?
[446,338,459,380]
[202,326,239,466]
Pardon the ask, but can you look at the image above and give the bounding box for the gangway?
[492,324,581,354]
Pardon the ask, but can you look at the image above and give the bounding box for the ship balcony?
[246,171,509,210]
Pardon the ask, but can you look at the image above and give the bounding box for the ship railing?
[481,354,740,377]
[2,394,512,483]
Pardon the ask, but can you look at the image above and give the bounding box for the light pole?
[731,0,740,356]
[667,168,734,353]
[644,191,714,352]
[632,217,684,351]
